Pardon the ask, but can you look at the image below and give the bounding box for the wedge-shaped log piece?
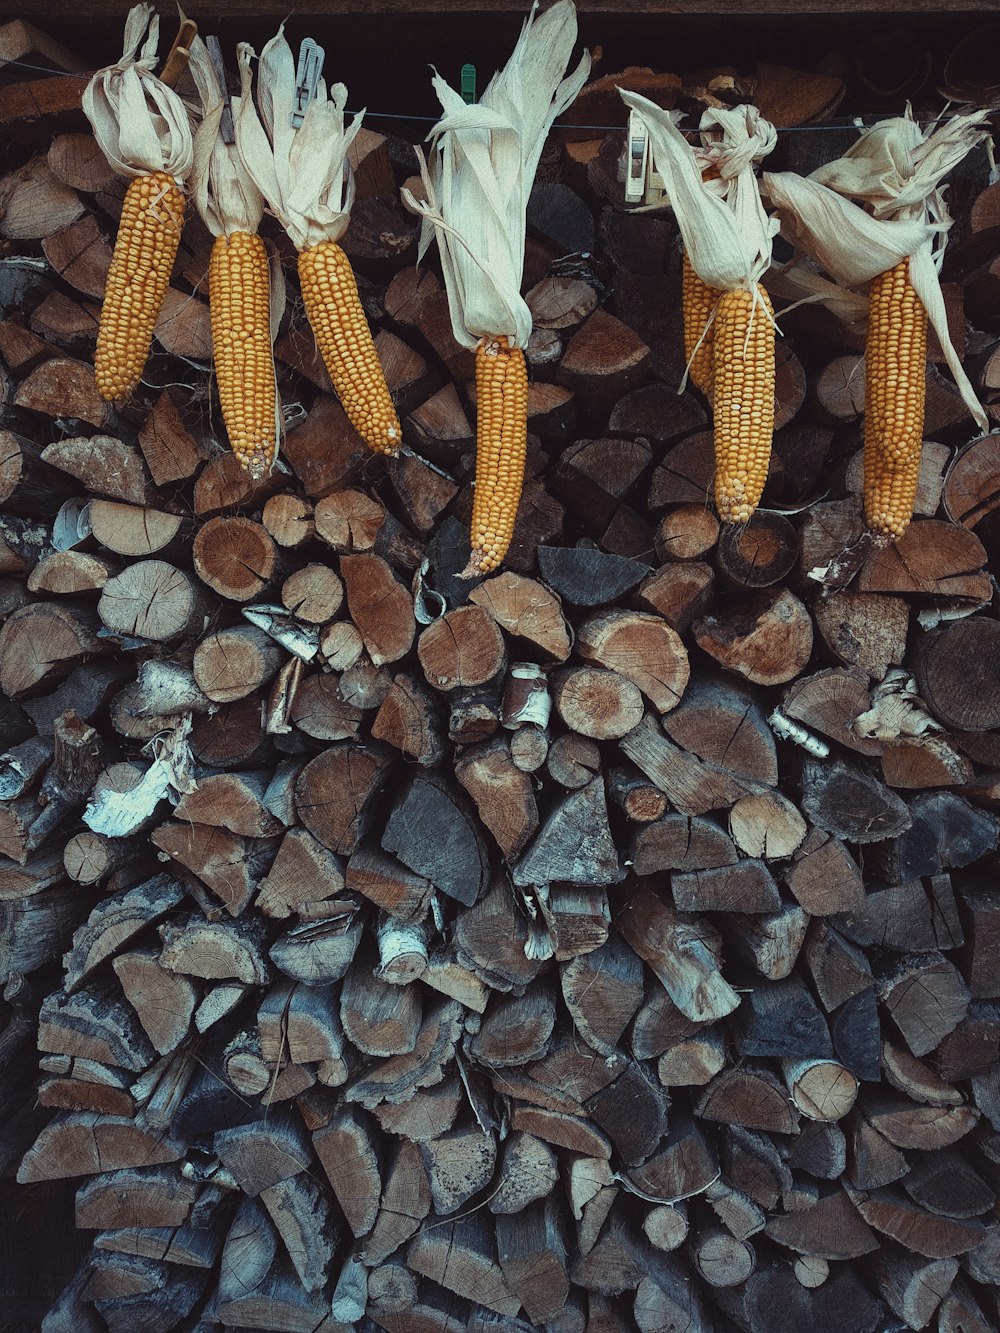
[421,1123,497,1216]
[801,757,911,844]
[879,952,971,1057]
[257,828,345,919]
[93,1221,225,1270]
[786,828,864,915]
[764,1188,878,1259]
[561,933,643,1058]
[363,1138,432,1267]
[159,915,269,984]
[345,1000,464,1109]
[295,743,392,855]
[619,715,758,816]
[383,773,489,906]
[215,1113,312,1197]
[113,950,197,1056]
[270,913,361,987]
[346,844,432,924]
[697,1068,799,1135]
[150,823,258,917]
[663,678,777,784]
[341,553,415,666]
[736,975,833,1061]
[18,1113,183,1183]
[62,872,183,991]
[845,1183,986,1258]
[75,1166,197,1230]
[408,1215,522,1316]
[858,519,990,601]
[631,813,738,875]
[469,570,572,661]
[496,1198,569,1325]
[39,984,155,1071]
[455,736,539,860]
[512,776,622,889]
[260,1174,336,1294]
[673,860,781,915]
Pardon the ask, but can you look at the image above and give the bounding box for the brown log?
[295,743,392,856]
[193,516,276,602]
[716,512,798,587]
[694,587,813,686]
[0,602,103,698]
[193,625,285,704]
[576,609,689,713]
[339,553,415,666]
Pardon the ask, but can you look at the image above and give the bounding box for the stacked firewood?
[4,24,1000,1333]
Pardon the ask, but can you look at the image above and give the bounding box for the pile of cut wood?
[4,22,1000,1333]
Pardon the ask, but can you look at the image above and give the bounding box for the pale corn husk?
[82,3,194,184]
[188,38,265,239]
[233,28,363,253]
[764,107,991,430]
[619,91,779,294]
[401,0,590,351]
[765,256,869,340]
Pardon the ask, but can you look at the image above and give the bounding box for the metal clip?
[205,35,235,145]
[291,38,325,128]
[620,109,666,207]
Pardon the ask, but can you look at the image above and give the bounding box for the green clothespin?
[461,63,476,104]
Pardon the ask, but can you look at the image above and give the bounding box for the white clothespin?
[620,109,666,206]
[291,38,325,128]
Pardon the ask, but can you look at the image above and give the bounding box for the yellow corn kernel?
[463,335,528,577]
[95,170,185,401]
[682,250,721,397]
[298,240,401,455]
[864,258,927,541]
[209,231,277,479]
[713,283,776,525]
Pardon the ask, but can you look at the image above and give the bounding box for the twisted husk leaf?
[401,0,590,351]
[233,27,363,253]
[82,2,194,183]
[619,91,778,293]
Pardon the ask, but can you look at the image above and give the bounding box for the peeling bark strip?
[3,36,1000,1332]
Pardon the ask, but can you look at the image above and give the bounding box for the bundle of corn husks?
[403,0,590,576]
[620,92,779,525]
[188,40,282,479]
[82,3,196,402]
[765,107,990,540]
[234,28,401,458]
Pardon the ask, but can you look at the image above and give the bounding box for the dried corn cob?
[713,284,776,524]
[233,34,399,460]
[863,258,927,541]
[208,230,276,476]
[298,241,400,455]
[682,250,721,398]
[96,170,185,400]
[466,336,528,576]
[83,6,195,402]
[402,1,589,575]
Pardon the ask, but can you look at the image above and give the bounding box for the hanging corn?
[82,4,195,402]
[402,0,590,576]
[621,93,779,526]
[765,108,990,541]
[188,40,280,479]
[233,31,400,458]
